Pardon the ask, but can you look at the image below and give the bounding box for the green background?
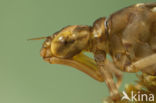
[0,0,155,103]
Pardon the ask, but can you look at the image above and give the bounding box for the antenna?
[28,36,47,41]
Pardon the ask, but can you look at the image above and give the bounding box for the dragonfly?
[32,2,156,101]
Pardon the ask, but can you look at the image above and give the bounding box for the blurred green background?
[0,0,155,103]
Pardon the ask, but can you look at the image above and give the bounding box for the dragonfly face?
[40,24,105,82]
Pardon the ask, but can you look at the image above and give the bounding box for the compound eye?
[50,26,91,58]
[51,34,80,58]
